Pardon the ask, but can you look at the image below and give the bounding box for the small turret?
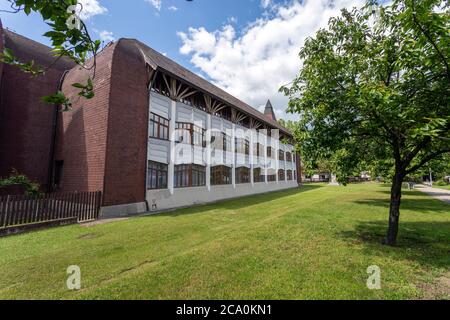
[264,99,277,121]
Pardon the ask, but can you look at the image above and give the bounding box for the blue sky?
[0,0,367,120]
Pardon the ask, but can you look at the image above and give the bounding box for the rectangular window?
[254,143,263,157]
[176,122,206,147]
[236,167,250,184]
[279,150,285,161]
[223,133,232,163]
[211,165,232,185]
[147,161,168,189]
[174,164,206,188]
[149,113,169,140]
[253,168,264,183]
[267,147,274,158]
[267,174,276,182]
[234,138,249,155]
[278,169,285,181]
[286,152,292,162]
[287,170,293,181]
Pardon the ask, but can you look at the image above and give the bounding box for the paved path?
[415,185,450,204]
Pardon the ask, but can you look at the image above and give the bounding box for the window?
[236,167,250,184]
[176,122,206,147]
[267,146,274,158]
[193,126,205,147]
[149,113,169,140]
[211,165,232,185]
[278,169,285,181]
[223,133,232,163]
[147,161,168,189]
[286,152,292,162]
[287,170,293,181]
[279,150,285,161]
[254,143,263,157]
[267,174,276,182]
[235,138,249,155]
[253,168,264,183]
[174,164,206,188]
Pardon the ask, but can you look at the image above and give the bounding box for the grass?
[0,183,449,300]
[434,185,450,191]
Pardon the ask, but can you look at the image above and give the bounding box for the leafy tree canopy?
[281,0,449,245]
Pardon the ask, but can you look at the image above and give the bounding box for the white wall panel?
[150,92,170,119]
[148,138,169,164]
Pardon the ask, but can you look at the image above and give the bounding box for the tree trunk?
[384,172,404,246]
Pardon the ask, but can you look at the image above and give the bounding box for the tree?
[281,0,449,245]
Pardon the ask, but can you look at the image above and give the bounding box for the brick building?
[0,22,301,216]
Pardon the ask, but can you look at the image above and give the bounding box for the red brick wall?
[55,43,117,195]
[0,30,74,189]
[103,40,149,206]
[56,40,149,207]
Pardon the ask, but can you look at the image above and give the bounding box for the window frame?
[279,149,285,161]
[174,164,206,188]
[176,122,206,147]
[236,166,250,184]
[235,138,250,155]
[211,165,232,185]
[147,161,168,190]
[278,169,285,181]
[149,112,169,140]
[287,170,293,181]
[253,167,264,183]
[286,152,292,162]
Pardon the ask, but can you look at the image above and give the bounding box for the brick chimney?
[264,99,277,121]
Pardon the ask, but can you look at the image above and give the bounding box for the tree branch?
[411,2,450,82]
[405,148,450,175]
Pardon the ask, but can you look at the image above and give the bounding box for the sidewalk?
[415,185,450,204]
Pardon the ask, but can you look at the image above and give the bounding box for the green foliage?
[0,169,41,196]
[281,0,450,184]
[0,48,43,75]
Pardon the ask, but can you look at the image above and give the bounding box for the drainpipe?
[47,70,69,193]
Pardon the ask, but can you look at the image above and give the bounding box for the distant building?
[0,22,301,216]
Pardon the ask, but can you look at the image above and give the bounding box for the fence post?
[3,195,11,228]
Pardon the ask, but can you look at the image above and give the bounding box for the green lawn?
[0,183,449,300]
[434,185,450,191]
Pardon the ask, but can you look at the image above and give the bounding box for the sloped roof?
[126,39,292,137]
[2,29,74,71]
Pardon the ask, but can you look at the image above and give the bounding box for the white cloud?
[78,0,108,20]
[168,5,178,11]
[178,0,365,120]
[261,0,272,9]
[146,0,162,11]
[98,30,115,42]
[227,16,238,24]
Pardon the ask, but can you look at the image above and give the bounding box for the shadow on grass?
[337,220,450,269]
[354,198,450,214]
[156,184,324,218]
